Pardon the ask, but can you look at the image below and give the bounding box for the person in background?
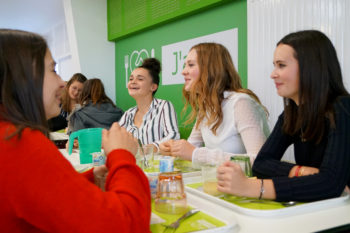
[160,43,269,166]
[48,73,87,131]
[119,58,180,152]
[0,29,150,232]
[217,30,350,202]
[67,78,124,134]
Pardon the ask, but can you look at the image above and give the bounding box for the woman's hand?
[163,139,195,161]
[102,122,138,156]
[289,165,320,177]
[217,161,250,196]
[159,140,174,156]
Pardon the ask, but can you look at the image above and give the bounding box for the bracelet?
[294,165,302,177]
[259,179,265,200]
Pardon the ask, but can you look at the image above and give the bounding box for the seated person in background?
[0,29,150,232]
[48,73,87,131]
[217,30,350,202]
[68,78,124,133]
[160,43,269,166]
[119,58,180,152]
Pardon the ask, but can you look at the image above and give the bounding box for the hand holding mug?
[102,122,138,156]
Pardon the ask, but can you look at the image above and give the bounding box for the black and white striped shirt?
[119,98,180,149]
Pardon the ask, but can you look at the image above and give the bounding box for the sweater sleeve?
[271,99,350,202]
[252,113,295,177]
[2,129,151,233]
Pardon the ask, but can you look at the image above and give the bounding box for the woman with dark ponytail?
[119,58,180,152]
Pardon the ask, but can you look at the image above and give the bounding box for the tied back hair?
[279,30,349,143]
[183,42,266,135]
[0,29,49,138]
[138,58,161,95]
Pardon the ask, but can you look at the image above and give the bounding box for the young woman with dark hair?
[0,29,150,232]
[217,30,350,202]
[67,78,124,133]
[119,58,180,152]
[160,43,269,166]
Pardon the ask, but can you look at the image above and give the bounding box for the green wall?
[114,0,247,131]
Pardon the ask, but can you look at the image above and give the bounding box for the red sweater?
[0,122,151,233]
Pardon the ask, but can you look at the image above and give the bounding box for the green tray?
[186,182,303,210]
[150,201,226,233]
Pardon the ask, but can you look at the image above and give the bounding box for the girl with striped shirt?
[119,58,180,152]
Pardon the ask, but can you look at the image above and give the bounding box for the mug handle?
[68,131,79,155]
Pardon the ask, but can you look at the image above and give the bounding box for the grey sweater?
[68,102,124,134]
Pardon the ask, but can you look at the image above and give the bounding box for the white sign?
[161,28,238,85]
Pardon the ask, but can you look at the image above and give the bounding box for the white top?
[119,98,180,150]
[190,91,270,167]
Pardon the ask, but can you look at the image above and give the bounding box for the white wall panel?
[248,0,350,162]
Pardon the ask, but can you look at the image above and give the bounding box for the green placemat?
[187,183,303,210]
[150,202,226,233]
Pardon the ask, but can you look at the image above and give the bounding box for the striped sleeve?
[152,100,180,148]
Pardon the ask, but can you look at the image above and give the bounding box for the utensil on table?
[162,209,199,231]
[235,199,298,207]
[137,139,149,168]
[281,201,297,207]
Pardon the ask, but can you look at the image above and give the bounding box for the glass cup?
[230,154,252,177]
[201,165,223,196]
[136,144,154,170]
[95,173,107,191]
[155,171,187,214]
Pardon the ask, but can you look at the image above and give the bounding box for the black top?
[48,109,68,131]
[253,96,350,202]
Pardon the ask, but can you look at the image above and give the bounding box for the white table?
[59,149,350,233]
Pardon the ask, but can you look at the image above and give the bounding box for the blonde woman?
[160,43,269,166]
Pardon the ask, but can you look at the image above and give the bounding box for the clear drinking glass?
[155,171,187,214]
[230,154,252,177]
[137,144,154,170]
[201,165,223,196]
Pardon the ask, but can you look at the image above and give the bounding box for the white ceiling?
[0,0,65,34]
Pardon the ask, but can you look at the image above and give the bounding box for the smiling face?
[68,80,84,101]
[42,49,65,119]
[271,44,300,105]
[128,67,157,99]
[182,49,200,91]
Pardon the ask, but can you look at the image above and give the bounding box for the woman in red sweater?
[0,29,151,232]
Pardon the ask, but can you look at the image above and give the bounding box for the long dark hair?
[61,73,87,112]
[79,78,115,106]
[278,30,349,143]
[0,29,49,137]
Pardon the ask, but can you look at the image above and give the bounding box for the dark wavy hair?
[138,58,161,96]
[0,29,49,137]
[79,78,115,106]
[278,30,349,143]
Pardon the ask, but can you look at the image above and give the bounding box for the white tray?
[184,176,350,218]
